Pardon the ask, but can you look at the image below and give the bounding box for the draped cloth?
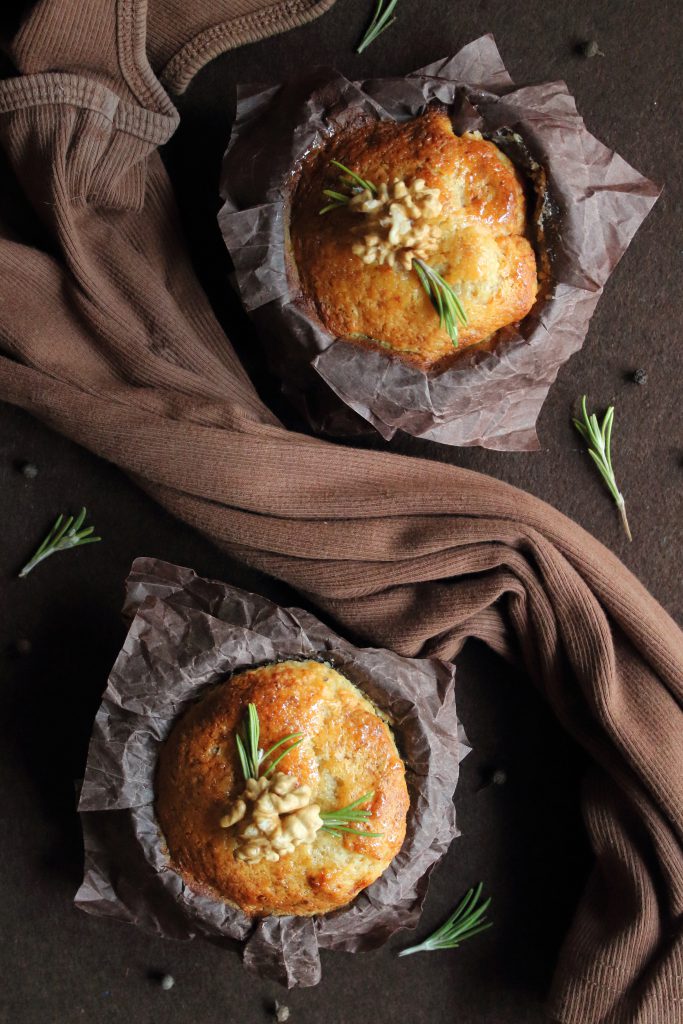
[0,3,681,1022]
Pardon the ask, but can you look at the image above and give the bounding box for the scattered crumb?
[274,1001,290,1022]
[160,974,175,991]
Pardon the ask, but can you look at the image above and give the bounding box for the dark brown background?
[1,1,681,1022]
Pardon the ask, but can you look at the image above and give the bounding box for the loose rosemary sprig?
[18,507,101,578]
[573,395,632,541]
[398,883,492,956]
[319,160,376,214]
[356,0,400,54]
[236,703,303,782]
[320,791,384,838]
[413,258,468,347]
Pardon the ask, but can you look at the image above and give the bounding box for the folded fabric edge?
[0,70,178,144]
[158,0,339,94]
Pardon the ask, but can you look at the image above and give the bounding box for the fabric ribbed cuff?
[152,0,337,93]
[0,71,178,144]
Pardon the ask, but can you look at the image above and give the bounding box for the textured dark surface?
[0,1,681,1022]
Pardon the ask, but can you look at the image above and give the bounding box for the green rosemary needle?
[320,791,384,838]
[235,702,260,780]
[260,732,304,776]
[319,161,376,214]
[573,395,632,541]
[235,703,303,781]
[398,883,492,956]
[18,507,101,578]
[356,0,400,54]
[413,258,467,346]
[330,160,375,193]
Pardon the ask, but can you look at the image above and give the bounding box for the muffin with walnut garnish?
[290,108,538,370]
[156,660,409,917]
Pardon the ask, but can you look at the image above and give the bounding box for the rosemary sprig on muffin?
[413,259,468,346]
[573,396,632,541]
[319,160,377,214]
[235,702,303,781]
[356,0,400,54]
[18,506,101,578]
[398,883,492,956]
[320,791,384,838]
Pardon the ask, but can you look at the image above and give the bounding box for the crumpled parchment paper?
[75,558,466,987]
[218,34,660,450]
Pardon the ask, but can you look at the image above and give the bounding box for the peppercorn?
[9,638,32,657]
[477,767,508,793]
[577,40,604,58]
[632,368,648,385]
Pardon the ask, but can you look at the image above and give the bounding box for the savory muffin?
[156,660,409,917]
[290,108,538,369]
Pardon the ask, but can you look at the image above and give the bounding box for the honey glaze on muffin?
[290,108,539,370]
[155,660,409,917]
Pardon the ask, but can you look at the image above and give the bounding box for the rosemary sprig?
[356,0,400,54]
[413,259,467,346]
[331,160,375,193]
[320,791,383,838]
[319,190,350,214]
[235,702,260,780]
[398,883,492,956]
[319,161,376,214]
[18,507,101,578]
[235,703,303,781]
[573,395,632,541]
[261,732,304,776]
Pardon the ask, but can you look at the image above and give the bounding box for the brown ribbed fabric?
[3,0,338,92]
[146,0,338,92]
[0,3,681,1023]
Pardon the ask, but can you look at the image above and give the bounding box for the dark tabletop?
[1,1,681,1022]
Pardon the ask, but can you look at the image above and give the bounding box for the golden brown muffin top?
[155,660,409,917]
[290,108,538,370]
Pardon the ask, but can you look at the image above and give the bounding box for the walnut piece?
[220,771,323,865]
[349,178,443,270]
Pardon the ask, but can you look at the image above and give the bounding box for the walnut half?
[349,177,443,270]
[220,771,323,865]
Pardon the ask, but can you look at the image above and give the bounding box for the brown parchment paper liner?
[218,34,660,450]
[75,558,465,988]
